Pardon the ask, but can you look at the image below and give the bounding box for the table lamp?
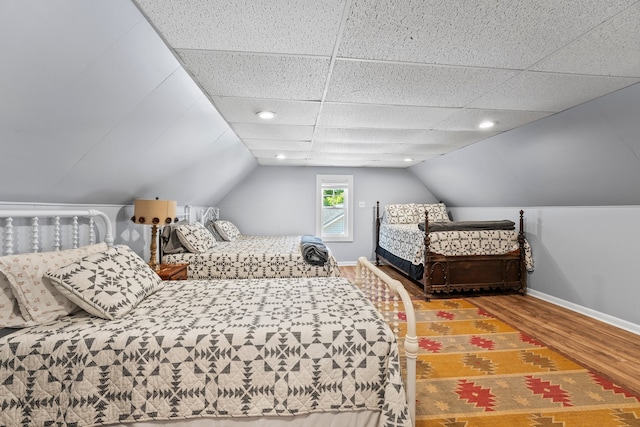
[131,198,177,271]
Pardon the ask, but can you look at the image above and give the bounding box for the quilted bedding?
[0,277,410,427]
[163,235,341,279]
[379,223,534,271]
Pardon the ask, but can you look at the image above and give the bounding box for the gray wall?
[450,206,640,331]
[217,166,437,263]
[409,83,640,331]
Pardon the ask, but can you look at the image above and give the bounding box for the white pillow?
[415,203,450,223]
[0,273,28,328]
[175,222,215,253]
[0,243,108,325]
[213,220,242,241]
[384,204,419,224]
[46,245,163,320]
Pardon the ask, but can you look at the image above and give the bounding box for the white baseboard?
[338,260,360,267]
[527,289,640,336]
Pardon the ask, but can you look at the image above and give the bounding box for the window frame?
[315,174,354,242]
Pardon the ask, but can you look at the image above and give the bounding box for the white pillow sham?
[0,242,108,326]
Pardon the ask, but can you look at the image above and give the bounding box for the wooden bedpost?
[518,209,527,295]
[375,201,381,265]
[423,210,431,299]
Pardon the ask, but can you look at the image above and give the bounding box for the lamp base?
[149,224,159,271]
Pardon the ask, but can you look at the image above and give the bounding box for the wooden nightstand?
[156,263,188,280]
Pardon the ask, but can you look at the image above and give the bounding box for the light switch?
[359,201,366,208]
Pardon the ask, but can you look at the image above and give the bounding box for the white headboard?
[0,209,114,256]
[198,207,219,224]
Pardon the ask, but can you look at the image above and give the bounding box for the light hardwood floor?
[341,265,640,395]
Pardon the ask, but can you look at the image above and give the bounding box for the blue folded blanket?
[300,235,329,266]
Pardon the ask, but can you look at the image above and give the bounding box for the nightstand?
[156,263,188,281]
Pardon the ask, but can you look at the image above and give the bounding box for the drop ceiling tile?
[338,0,636,69]
[318,103,458,129]
[531,3,640,78]
[231,123,314,140]
[305,158,371,167]
[212,97,321,125]
[251,150,309,159]
[314,127,428,144]
[313,142,404,154]
[257,158,308,166]
[434,109,553,131]
[178,50,330,100]
[469,71,640,112]
[134,0,344,55]
[399,144,453,155]
[243,139,312,151]
[326,60,519,107]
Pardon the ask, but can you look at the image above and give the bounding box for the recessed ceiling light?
[404,158,413,162]
[275,154,286,159]
[478,120,497,129]
[256,110,276,120]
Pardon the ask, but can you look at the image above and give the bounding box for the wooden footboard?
[423,210,527,298]
[355,256,417,427]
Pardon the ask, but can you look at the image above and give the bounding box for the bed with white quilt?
[0,209,416,427]
[376,202,534,299]
[160,208,340,279]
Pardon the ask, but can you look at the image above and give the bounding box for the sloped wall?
[0,0,256,207]
[410,82,640,207]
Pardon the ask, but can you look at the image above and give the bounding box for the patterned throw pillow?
[204,220,225,242]
[175,222,215,253]
[0,242,108,325]
[415,203,450,223]
[46,245,163,320]
[385,204,420,224]
[0,273,28,328]
[213,220,242,241]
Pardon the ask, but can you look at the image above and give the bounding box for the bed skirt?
[375,245,423,282]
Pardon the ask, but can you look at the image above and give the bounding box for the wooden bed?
[1,208,417,427]
[160,207,341,279]
[375,201,530,299]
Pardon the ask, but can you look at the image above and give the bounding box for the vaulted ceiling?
[2,1,640,206]
[134,0,640,167]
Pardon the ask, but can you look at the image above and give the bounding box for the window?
[316,175,353,242]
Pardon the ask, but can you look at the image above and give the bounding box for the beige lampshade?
[132,199,176,225]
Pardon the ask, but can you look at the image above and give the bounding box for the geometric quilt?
[0,277,410,426]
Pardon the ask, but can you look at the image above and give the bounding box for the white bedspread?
[379,223,534,271]
[163,235,341,279]
[0,277,410,427]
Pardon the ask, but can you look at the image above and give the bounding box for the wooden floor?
[341,265,640,396]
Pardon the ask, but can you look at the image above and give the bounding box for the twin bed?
[375,201,534,298]
[160,207,341,279]
[0,208,417,427]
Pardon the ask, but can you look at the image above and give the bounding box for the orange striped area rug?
[392,298,640,427]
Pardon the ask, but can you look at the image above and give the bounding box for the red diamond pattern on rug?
[591,373,640,399]
[456,379,496,411]
[519,332,545,346]
[436,310,455,320]
[418,337,442,353]
[469,335,495,350]
[525,375,573,406]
